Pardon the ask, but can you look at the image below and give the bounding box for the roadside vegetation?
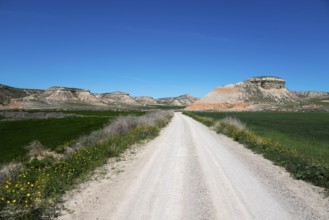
[0,110,173,219]
[184,111,329,192]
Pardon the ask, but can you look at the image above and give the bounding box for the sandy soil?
[58,113,329,220]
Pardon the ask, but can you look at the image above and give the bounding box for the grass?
[62,110,145,117]
[14,109,145,117]
[0,111,145,165]
[147,105,186,110]
[184,111,329,192]
[191,112,329,163]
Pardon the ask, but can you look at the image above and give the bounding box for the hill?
[157,94,199,106]
[0,84,44,105]
[186,76,326,111]
[0,84,198,109]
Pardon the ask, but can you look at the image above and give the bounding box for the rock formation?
[34,87,100,103]
[3,77,326,111]
[0,84,200,109]
[0,84,43,105]
[17,86,104,108]
[157,94,199,106]
[186,76,301,111]
[2,86,106,109]
[247,76,286,89]
[98,92,140,106]
[134,96,158,105]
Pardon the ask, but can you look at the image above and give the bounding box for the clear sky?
[1,0,328,98]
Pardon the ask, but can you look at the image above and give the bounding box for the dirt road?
[59,113,329,220]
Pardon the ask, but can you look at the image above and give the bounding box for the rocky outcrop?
[157,94,199,106]
[36,87,99,103]
[247,76,286,89]
[186,76,301,111]
[0,84,44,105]
[0,84,199,109]
[2,86,105,109]
[134,96,158,105]
[19,87,102,105]
[98,92,140,106]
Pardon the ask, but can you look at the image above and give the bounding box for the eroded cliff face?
[157,94,199,106]
[0,84,44,105]
[22,87,100,103]
[2,86,105,109]
[247,76,286,89]
[134,96,158,105]
[0,84,199,109]
[98,92,140,106]
[186,76,300,111]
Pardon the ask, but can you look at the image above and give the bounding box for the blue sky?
[0,0,328,98]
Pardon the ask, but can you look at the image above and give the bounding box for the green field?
[0,111,144,164]
[22,109,145,117]
[147,105,185,110]
[63,110,145,117]
[192,112,329,163]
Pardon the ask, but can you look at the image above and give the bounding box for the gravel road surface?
[59,113,329,220]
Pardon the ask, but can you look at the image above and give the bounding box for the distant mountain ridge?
[2,77,328,111]
[0,84,198,109]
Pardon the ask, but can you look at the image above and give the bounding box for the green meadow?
[192,112,329,163]
[0,111,144,164]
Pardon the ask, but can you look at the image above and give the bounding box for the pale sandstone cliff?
[97,92,140,106]
[134,96,158,105]
[157,94,199,106]
[186,76,301,111]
